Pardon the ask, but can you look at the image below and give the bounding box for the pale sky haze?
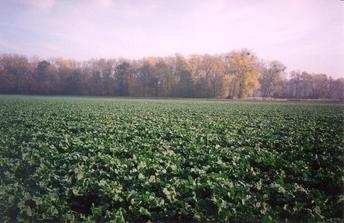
[0,0,343,77]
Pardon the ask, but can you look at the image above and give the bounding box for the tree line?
[0,49,343,100]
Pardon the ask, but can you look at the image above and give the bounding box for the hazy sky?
[0,0,343,77]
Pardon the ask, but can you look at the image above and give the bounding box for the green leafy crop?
[0,96,343,222]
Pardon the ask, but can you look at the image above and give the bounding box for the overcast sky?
[0,0,343,77]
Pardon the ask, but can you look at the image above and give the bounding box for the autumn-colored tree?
[175,54,194,97]
[329,78,344,100]
[227,50,261,98]
[155,59,173,97]
[115,61,131,96]
[286,71,302,98]
[0,54,32,94]
[260,61,286,97]
[0,52,343,100]
[190,54,228,98]
[310,74,329,99]
[33,60,59,94]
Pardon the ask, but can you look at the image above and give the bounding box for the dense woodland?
[0,49,343,100]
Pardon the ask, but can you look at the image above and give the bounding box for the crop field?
[0,96,343,222]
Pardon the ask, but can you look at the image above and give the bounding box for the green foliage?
[0,96,343,222]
